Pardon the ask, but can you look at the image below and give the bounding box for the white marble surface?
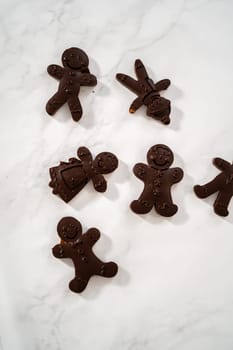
[1,0,233,349]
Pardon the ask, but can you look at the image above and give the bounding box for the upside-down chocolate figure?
[116,59,171,124]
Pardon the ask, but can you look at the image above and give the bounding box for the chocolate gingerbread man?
[49,146,118,203]
[131,144,183,217]
[46,47,97,121]
[116,59,171,124]
[52,217,118,293]
[194,157,233,217]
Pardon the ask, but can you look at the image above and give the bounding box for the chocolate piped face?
[147,144,173,170]
[62,47,89,70]
[94,152,118,174]
[57,216,82,242]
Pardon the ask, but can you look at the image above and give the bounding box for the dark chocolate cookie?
[53,217,118,293]
[194,157,233,217]
[131,144,183,217]
[116,59,171,124]
[46,47,97,121]
[49,147,118,203]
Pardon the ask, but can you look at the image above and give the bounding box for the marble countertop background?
[1,0,233,349]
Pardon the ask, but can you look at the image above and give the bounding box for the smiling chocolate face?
[57,217,82,242]
[145,95,171,125]
[147,144,174,170]
[94,152,118,174]
[62,47,89,70]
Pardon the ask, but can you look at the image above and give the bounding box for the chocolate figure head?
[147,144,174,170]
[94,152,118,174]
[62,47,89,70]
[57,217,82,242]
[144,94,171,125]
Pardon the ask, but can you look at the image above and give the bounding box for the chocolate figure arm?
[170,167,184,184]
[133,163,149,182]
[91,174,107,192]
[77,147,93,162]
[80,73,97,86]
[52,243,71,259]
[116,73,141,95]
[83,228,101,247]
[82,229,117,279]
[47,65,64,80]
[129,97,143,113]
[154,79,171,92]
[134,59,148,80]
[213,157,231,171]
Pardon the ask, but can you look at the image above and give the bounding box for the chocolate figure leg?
[131,187,155,214]
[214,191,232,217]
[67,96,83,121]
[155,188,178,217]
[135,59,148,80]
[69,276,89,293]
[46,92,67,116]
[116,74,141,94]
[194,175,222,198]
[97,262,118,278]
